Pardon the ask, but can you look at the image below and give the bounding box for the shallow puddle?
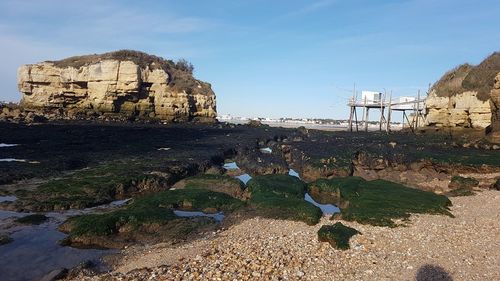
[0,199,128,280]
[259,147,272,153]
[223,162,239,170]
[288,169,300,178]
[0,159,40,164]
[304,193,340,215]
[288,169,340,215]
[0,196,17,203]
[236,174,252,185]
[0,221,114,281]
[0,143,19,148]
[173,210,225,222]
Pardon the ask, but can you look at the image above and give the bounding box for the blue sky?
[0,0,498,119]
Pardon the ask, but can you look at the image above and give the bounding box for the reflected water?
[173,210,225,222]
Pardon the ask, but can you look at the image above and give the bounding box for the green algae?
[247,174,307,198]
[181,174,246,199]
[449,176,479,188]
[247,174,322,225]
[66,189,244,236]
[317,222,360,250]
[182,174,244,189]
[446,176,479,197]
[308,177,453,227]
[23,163,168,211]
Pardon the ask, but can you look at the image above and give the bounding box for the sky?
[0,0,498,119]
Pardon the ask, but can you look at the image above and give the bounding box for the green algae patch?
[247,174,322,225]
[64,189,244,237]
[318,222,360,250]
[247,174,307,198]
[20,163,168,211]
[308,177,453,227]
[132,189,245,213]
[15,214,49,225]
[179,174,247,199]
[446,176,479,197]
[449,176,479,189]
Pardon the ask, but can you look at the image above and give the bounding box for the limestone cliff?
[17,50,216,122]
[425,52,500,129]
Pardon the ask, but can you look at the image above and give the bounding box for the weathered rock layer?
[16,50,216,122]
[425,52,500,130]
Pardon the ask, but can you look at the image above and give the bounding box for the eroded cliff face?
[425,91,492,128]
[424,52,500,130]
[17,50,216,122]
[488,73,500,141]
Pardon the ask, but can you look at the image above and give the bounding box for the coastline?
[75,190,500,281]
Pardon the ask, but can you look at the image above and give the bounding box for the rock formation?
[425,52,500,130]
[16,50,216,122]
[489,72,500,142]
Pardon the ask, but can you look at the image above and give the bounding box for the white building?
[361,91,382,104]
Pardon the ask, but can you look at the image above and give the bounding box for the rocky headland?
[425,52,500,141]
[4,50,216,123]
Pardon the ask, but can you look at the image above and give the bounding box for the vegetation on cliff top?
[46,50,211,95]
[308,177,453,227]
[432,52,500,101]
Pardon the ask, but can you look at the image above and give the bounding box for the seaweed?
[308,177,453,227]
[66,189,244,236]
[318,222,360,250]
[247,175,322,225]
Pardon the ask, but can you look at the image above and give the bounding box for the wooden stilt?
[386,91,392,132]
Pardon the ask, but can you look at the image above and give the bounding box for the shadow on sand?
[415,264,453,281]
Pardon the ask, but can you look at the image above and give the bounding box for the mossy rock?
[445,187,475,197]
[64,189,244,237]
[308,177,453,227]
[247,174,307,199]
[20,163,169,211]
[493,178,500,190]
[318,222,360,250]
[15,214,49,225]
[449,176,479,189]
[247,174,322,225]
[250,196,322,225]
[176,174,247,199]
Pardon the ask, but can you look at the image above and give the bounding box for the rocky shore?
[1,120,499,280]
[65,190,499,281]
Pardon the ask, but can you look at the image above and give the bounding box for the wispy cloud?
[282,0,338,19]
